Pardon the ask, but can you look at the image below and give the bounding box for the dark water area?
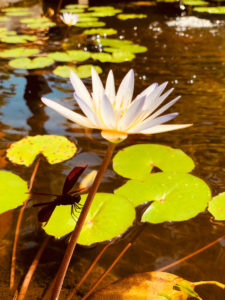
[1,0,225,299]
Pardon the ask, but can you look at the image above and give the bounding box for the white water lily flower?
[42,69,191,143]
[60,12,79,26]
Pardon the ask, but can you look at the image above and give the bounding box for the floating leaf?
[65,4,88,9]
[194,6,225,14]
[115,173,211,223]
[9,57,54,69]
[90,272,195,300]
[1,34,37,44]
[113,144,195,181]
[43,193,135,244]
[60,8,85,13]
[6,11,32,16]
[76,21,106,27]
[86,10,122,17]
[183,0,208,5]
[91,51,135,63]
[84,28,117,36]
[208,192,225,220]
[0,171,28,214]
[48,50,91,62]
[7,135,77,166]
[0,47,40,58]
[53,65,102,78]
[20,17,56,28]
[117,14,147,20]
[88,6,116,11]
[98,38,147,53]
[76,16,99,23]
[0,16,9,21]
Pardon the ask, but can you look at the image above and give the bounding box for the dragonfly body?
[33,165,87,224]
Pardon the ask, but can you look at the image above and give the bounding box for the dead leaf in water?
[90,271,199,300]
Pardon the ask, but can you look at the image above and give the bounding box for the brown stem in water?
[17,236,50,300]
[56,0,63,15]
[66,242,113,300]
[51,142,116,300]
[156,234,225,272]
[10,158,41,289]
[82,243,131,300]
[82,224,147,299]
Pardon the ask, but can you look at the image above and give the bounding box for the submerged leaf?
[208,192,225,220]
[7,135,77,166]
[90,272,194,300]
[113,144,195,181]
[0,171,28,214]
[43,193,136,245]
[9,57,54,69]
[115,173,211,223]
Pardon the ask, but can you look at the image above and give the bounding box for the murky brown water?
[1,0,225,299]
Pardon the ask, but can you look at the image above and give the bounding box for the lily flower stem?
[51,142,116,300]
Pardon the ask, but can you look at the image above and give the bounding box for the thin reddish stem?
[51,143,116,300]
[10,158,41,289]
[17,236,50,300]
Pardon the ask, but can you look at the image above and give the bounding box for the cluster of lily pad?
[0,3,148,78]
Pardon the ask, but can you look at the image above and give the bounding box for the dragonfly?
[33,165,88,224]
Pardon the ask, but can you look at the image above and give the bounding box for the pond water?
[1,0,225,299]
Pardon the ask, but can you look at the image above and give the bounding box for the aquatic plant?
[42,68,191,143]
[60,12,79,26]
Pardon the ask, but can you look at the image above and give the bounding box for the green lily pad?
[60,8,85,13]
[0,29,17,38]
[20,17,56,28]
[53,65,102,78]
[183,0,208,5]
[194,6,225,14]
[65,4,88,9]
[6,11,32,16]
[86,10,122,17]
[43,193,136,245]
[76,16,99,23]
[48,50,91,62]
[113,144,195,181]
[1,34,37,44]
[76,21,106,27]
[91,51,135,63]
[0,47,40,58]
[6,135,77,166]
[98,38,147,53]
[84,28,117,36]
[0,16,9,21]
[117,14,147,20]
[0,171,28,214]
[2,7,30,12]
[208,192,225,220]
[115,173,211,223]
[9,57,54,69]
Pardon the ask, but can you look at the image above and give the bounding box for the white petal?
[140,124,192,134]
[134,82,158,100]
[74,93,102,127]
[115,69,134,110]
[101,130,127,143]
[100,94,116,128]
[147,96,181,120]
[118,95,146,130]
[105,70,115,105]
[143,82,169,111]
[128,112,178,133]
[91,67,104,107]
[70,70,93,108]
[41,97,95,128]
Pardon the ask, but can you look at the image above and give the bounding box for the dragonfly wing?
[37,204,56,223]
[62,165,87,195]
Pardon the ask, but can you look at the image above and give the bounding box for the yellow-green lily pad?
[0,171,28,214]
[76,21,106,27]
[208,192,225,220]
[0,47,40,58]
[117,14,147,20]
[115,173,211,223]
[84,28,117,36]
[97,38,147,53]
[48,50,91,62]
[1,34,37,44]
[6,135,77,166]
[53,65,102,78]
[9,57,54,69]
[91,51,135,63]
[113,144,195,181]
[183,0,208,5]
[43,193,136,245]
[0,16,9,21]
[194,6,225,14]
